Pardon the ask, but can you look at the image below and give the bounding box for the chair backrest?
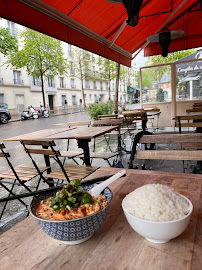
[173,114,202,130]
[186,108,202,113]
[20,140,61,157]
[67,121,91,127]
[136,133,202,161]
[98,114,119,120]
[93,119,123,126]
[0,143,10,157]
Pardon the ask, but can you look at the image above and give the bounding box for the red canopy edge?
[0,0,132,67]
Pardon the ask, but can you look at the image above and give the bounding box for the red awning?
[0,0,200,66]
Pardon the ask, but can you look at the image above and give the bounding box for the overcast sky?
[135,50,148,70]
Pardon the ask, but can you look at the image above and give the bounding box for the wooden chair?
[65,120,119,166]
[20,140,98,183]
[0,142,49,220]
[173,114,202,133]
[128,132,202,173]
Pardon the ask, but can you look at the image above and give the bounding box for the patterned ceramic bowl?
[30,184,113,245]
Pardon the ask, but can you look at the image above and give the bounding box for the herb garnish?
[49,179,93,212]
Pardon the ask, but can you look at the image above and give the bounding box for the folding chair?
[20,140,98,185]
[0,143,49,220]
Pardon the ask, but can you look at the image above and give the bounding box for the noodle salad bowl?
[30,183,113,245]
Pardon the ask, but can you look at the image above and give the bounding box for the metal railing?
[14,79,24,85]
[32,80,42,87]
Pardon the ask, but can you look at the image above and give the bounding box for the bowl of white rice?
[122,184,193,244]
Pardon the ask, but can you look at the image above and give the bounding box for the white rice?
[122,184,190,222]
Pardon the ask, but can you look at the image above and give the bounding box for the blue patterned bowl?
[30,184,113,245]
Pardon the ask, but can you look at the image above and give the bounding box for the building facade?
[0,19,137,116]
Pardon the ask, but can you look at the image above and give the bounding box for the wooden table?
[4,126,118,166]
[0,167,202,270]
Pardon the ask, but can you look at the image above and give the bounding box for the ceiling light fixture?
[146,28,184,57]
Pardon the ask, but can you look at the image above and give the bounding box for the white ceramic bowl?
[122,195,193,244]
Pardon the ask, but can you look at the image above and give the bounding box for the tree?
[99,58,117,100]
[156,88,165,102]
[71,48,93,108]
[0,27,18,55]
[6,28,67,107]
[146,49,197,66]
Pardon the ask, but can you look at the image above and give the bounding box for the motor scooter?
[21,106,39,120]
[39,104,49,118]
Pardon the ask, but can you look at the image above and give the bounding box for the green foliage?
[156,88,165,102]
[6,28,67,77]
[0,27,18,55]
[86,100,114,120]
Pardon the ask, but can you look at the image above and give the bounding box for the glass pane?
[141,65,171,103]
[176,60,202,101]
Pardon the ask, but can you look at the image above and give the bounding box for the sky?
[135,50,148,70]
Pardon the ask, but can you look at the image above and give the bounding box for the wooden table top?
[4,126,118,141]
[1,168,202,270]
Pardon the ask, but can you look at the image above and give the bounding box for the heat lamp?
[105,0,143,27]
[146,28,184,57]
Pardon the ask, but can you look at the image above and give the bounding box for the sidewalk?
[10,108,84,122]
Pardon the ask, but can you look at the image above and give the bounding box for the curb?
[10,110,85,122]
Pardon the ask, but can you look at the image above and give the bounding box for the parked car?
[0,108,11,124]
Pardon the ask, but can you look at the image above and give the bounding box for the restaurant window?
[176,59,202,101]
[13,71,22,85]
[71,79,75,89]
[60,77,65,88]
[141,65,171,103]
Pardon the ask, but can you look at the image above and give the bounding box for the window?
[94,94,98,103]
[85,79,90,88]
[92,55,95,62]
[112,83,115,90]
[105,82,108,90]
[120,84,122,91]
[89,94,92,100]
[48,76,55,88]
[13,71,22,85]
[33,74,41,87]
[71,79,75,89]
[93,81,97,89]
[61,95,66,106]
[7,21,17,39]
[72,95,77,105]
[69,61,74,75]
[100,81,103,90]
[68,44,72,57]
[60,77,65,88]
[0,93,4,106]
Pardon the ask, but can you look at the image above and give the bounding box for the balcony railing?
[14,79,24,85]
[32,80,42,87]
[48,82,55,88]
[60,84,66,88]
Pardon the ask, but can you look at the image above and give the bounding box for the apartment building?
[0,19,137,116]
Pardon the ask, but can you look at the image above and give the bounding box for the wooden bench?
[173,114,202,133]
[129,133,202,172]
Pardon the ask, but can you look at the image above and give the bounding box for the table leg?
[77,139,91,166]
[43,146,54,187]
